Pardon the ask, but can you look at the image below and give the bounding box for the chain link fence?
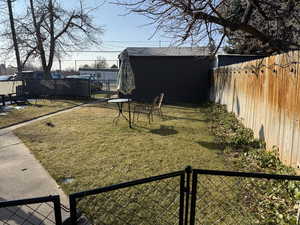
[69,171,185,225]
[190,170,300,225]
[0,196,62,225]
[2,168,300,225]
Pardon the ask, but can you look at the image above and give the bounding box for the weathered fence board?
[211,50,300,169]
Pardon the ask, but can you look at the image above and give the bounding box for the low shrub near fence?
[211,50,300,169]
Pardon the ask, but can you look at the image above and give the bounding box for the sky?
[3,0,192,70]
[58,0,175,68]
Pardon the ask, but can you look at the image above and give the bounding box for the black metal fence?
[98,80,117,92]
[69,167,300,225]
[0,195,62,225]
[190,169,300,225]
[2,168,300,225]
[69,170,186,225]
[23,79,91,98]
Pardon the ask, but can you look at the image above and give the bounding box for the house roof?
[79,68,119,72]
[121,47,210,57]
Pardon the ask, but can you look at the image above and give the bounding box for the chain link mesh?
[75,176,182,225]
[0,202,57,225]
[194,174,299,225]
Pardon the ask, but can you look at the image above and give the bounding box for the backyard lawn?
[13,102,257,224]
[0,99,91,128]
[14,102,230,190]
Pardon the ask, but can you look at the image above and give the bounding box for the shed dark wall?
[124,56,212,104]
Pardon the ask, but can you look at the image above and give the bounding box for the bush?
[206,103,300,225]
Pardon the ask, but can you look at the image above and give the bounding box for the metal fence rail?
[69,170,186,225]
[190,169,300,225]
[98,80,117,92]
[0,195,62,225]
[2,167,300,225]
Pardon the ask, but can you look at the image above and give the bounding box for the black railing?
[0,195,62,225]
[69,170,186,225]
[190,169,300,225]
[2,167,300,225]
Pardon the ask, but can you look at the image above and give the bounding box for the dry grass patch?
[14,103,234,224]
[15,103,229,193]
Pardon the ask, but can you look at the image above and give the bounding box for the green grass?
[0,99,89,128]
[13,103,238,224]
[15,103,230,190]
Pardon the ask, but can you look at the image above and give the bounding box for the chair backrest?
[151,96,159,108]
[157,93,164,109]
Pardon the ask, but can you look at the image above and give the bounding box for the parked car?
[15,71,65,80]
[66,74,103,92]
[51,72,65,79]
[0,75,17,81]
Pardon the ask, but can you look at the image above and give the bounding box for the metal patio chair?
[133,97,156,124]
[151,93,164,120]
[133,93,164,123]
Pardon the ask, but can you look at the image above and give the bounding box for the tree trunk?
[7,0,22,73]
[29,0,50,79]
[46,0,55,75]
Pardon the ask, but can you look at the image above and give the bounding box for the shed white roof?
[122,47,210,57]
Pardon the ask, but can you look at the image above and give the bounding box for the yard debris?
[45,122,55,127]
[2,105,26,112]
[59,177,74,184]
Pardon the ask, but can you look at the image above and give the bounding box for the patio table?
[107,98,133,128]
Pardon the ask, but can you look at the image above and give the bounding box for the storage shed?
[118,47,213,104]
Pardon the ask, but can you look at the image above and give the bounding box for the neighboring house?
[79,68,119,81]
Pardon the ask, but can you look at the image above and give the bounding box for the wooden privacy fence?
[211,50,300,169]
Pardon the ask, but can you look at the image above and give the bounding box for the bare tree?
[2,0,103,78]
[114,0,300,55]
[95,56,108,68]
[6,0,22,72]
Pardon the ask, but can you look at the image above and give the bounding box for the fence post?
[53,195,62,225]
[190,172,198,225]
[184,166,192,225]
[69,195,77,225]
[179,172,185,225]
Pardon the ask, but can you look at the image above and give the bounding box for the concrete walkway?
[0,99,105,224]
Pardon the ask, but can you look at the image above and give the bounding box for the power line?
[102,40,170,43]
[65,50,122,53]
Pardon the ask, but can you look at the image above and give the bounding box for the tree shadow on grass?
[150,125,178,136]
[196,141,225,150]
[162,114,210,123]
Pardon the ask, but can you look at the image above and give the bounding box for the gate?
[69,167,300,225]
[69,169,189,225]
[2,167,300,224]
[190,169,300,225]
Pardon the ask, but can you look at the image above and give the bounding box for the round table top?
[107,98,132,103]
